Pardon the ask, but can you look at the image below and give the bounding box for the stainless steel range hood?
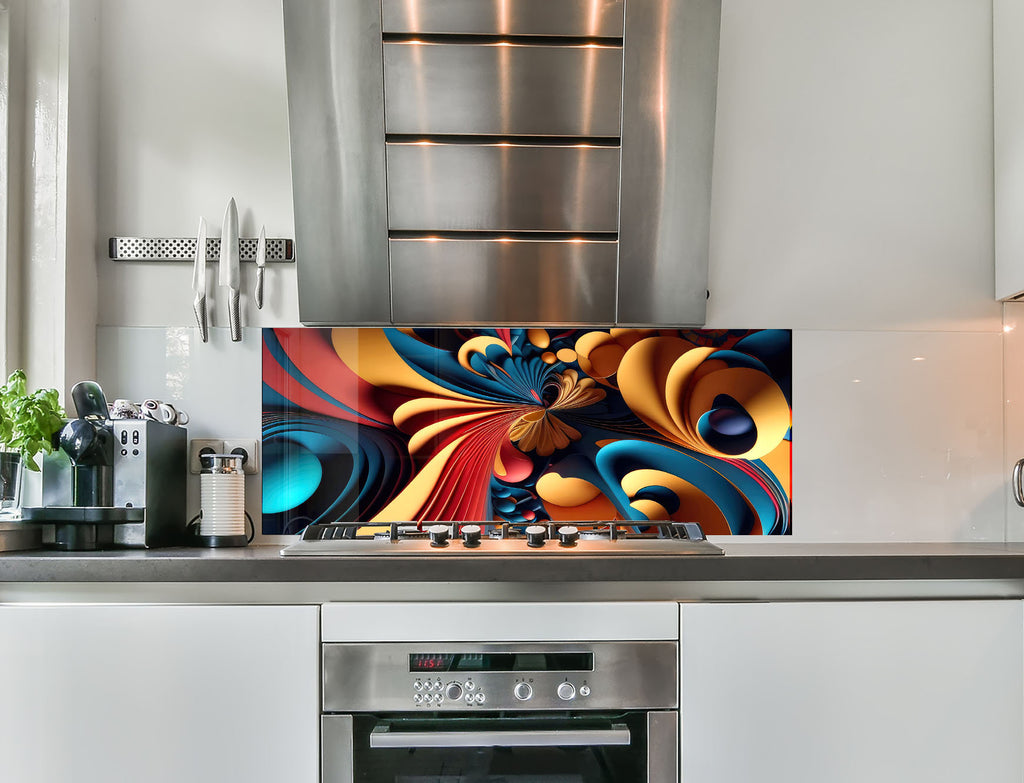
[283,0,721,326]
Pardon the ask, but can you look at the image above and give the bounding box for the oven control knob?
[428,524,450,547]
[525,524,547,548]
[557,525,579,546]
[579,685,591,697]
[461,524,482,548]
[514,682,533,701]
[445,682,463,701]
[556,682,576,701]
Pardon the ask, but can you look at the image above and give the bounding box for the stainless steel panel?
[386,143,620,232]
[617,0,721,326]
[284,0,391,325]
[111,420,187,547]
[322,641,678,712]
[321,715,354,783]
[382,0,624,37]
[384,42,622,137]
[389,238,617,324]
[647,712,679,783]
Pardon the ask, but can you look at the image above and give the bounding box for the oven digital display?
[409,652,594,673]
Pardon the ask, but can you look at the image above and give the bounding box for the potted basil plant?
[0,370,65,515]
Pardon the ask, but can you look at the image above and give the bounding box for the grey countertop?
[2,541,1024,603]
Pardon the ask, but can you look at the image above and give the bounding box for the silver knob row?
[527,525,580,547]
[428,523,582,548]
[415,679,591,704]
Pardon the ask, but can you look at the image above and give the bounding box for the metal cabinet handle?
[1014,459,1024,507]
[369,723,631,749]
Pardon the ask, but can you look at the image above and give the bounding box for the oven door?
[323,711,677,783]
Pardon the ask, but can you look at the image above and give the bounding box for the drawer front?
[381,0,625,37]
[386,143,621,232]
[390,239,617,324]
[384,42,623,137]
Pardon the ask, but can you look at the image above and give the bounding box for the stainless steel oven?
[321,640,678,783]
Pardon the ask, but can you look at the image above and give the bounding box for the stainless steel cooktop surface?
[280,521,723,557]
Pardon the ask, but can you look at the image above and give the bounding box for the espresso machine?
[22,381,187,550]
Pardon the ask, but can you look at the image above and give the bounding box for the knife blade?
[191,216,209,342]
[219,197,241,342]
[254,224,266,310]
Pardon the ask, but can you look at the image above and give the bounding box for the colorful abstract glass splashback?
[262,328,792,535]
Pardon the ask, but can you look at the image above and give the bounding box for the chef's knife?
[219,197,241,342]
[192,216,209,342]
[254,224,266,310]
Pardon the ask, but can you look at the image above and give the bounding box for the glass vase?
[0,451,23,518]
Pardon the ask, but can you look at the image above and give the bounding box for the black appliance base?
[195,534,249,548]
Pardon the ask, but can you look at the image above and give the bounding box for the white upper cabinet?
[996,0,1024,299]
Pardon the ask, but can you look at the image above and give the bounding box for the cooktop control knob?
[525,524,547,548]
[445,682,463,701]
[514,682,533,701]
[461,524,482,548]
[428,524,450,547]
[557,525,579,546]
[557,682,576,701]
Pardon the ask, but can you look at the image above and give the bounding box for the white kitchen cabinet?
[0,604,319,783]
[996,0,1024,299]
[680,600,1023,783]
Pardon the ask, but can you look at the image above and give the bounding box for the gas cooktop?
[279,521,723,557]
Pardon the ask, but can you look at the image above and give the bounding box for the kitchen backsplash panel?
[262,328,793,535]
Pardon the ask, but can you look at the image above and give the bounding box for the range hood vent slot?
[381,33,625,46]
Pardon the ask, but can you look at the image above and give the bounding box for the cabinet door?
[0,604,319,783]
[680,601,1023,783]
[996,0,1024,299]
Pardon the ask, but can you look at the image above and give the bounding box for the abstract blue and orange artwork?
[262,328,792,535]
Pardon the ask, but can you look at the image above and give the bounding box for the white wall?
[92,0,1005,542]
[96,0,296,329]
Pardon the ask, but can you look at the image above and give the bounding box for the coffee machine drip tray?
[21,506,145,551]
[22,507,145,523]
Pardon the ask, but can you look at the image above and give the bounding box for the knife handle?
[254,267,265,310]
[229,289,241,342]
[193,294,209,343]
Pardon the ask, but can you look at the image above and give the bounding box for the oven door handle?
[369,723,631,749]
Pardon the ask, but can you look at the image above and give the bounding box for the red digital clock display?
[410,654,455,672]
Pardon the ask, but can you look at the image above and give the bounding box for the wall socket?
[188,438,260,475]
[189,439,223,474]
[223,439,260,475]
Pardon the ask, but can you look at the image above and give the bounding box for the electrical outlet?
[223,438,260,475]
[189,439,224,474]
